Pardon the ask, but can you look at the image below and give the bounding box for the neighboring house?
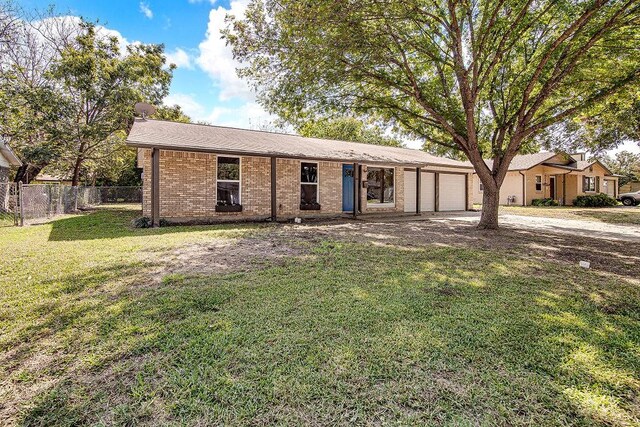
[126,119,474,225]
[0,140,21,183]
[32,169,73,185]
[472,152,619,206]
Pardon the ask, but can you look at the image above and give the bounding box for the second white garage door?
[438,174,466,211]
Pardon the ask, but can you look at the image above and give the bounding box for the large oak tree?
[226,0,640,228]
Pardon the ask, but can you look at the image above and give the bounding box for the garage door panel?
[439,174,466,211]
[421,172,435,211]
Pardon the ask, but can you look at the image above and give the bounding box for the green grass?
[1,207,639,426]
[499,205,640,225]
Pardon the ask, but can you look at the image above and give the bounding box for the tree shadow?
[5,240,639,426]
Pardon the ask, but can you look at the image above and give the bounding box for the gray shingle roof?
[126,119,472,169]
[483,152,561,171]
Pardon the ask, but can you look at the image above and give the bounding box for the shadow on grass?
[47,207,260,242]
[6,241,640,426]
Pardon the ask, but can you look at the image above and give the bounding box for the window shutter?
[582,176,586,192]
[596,177,600,193]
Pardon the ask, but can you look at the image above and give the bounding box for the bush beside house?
[531,198,560,206]
[573,193,618,207]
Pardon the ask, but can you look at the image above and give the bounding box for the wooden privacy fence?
[619,182,640,194]
[9,184,142,226]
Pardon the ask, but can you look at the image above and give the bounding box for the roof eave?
[0,145,22,167]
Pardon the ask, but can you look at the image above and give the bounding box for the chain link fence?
[0,182,19,226]
[13,184,141,225]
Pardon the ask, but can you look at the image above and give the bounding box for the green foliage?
[573,193,618,208]
[47,23,173,185]
[298,117,403,147]
[153,104,192,123]
[597,151,640,187]
[132,216,152,228]
[531,198,559,207]
[0,9,174,185]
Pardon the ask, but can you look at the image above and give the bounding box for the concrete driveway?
[432,211,640,242]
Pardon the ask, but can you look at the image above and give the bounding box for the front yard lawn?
[1,206,639,426]
[499,205,640,225]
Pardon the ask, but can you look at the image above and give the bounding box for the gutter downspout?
[518,171,526,206]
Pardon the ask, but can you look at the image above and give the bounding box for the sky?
[17,0,640,154]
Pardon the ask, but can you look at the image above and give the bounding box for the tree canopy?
[226,0,640,228]
[0,5,174,185]
[298,117,403,147]
[598,150,640,187]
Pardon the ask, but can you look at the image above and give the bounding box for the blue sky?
[20,0,272,130]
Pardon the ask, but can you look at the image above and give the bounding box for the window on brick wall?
[367,167,394,204]
[217,156,241,206]
[300,162,319,208]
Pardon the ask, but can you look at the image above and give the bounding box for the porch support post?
[353,162,358,218]
[434,172,440,212]
[415,167,421,215]
[271,156,277,221]
[465,173,469,211]
[151,147,160,227]
[562,174,567,206]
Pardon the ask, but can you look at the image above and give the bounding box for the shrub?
[531,198,559,206]
[573,193,618,207]
[132,216,152,228]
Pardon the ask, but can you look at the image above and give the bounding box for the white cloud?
[139,2,153,19]
[165,48,193,69]
[197,0,253,101]
[205,101,273,128]
[163,93,206,119]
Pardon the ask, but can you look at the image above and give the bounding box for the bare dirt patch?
[149,217,639,281]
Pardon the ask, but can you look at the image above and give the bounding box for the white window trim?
[535,175,543,192]
[367,166,396,208]
[300,161,320,204]
[216,155,242,205]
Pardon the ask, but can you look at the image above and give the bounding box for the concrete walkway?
[433,211,640,242]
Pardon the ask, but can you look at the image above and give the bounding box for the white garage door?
[439,174,466,211]
[404,171,435,212]
[603,180,615,197]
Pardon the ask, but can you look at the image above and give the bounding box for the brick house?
[126,119,474,225]
[471,152,619,206]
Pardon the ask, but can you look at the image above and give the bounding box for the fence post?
[18,182,24,227]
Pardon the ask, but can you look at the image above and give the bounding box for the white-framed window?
[300,162,319,206]
[535,175,542,192]
[217,156,241,206]
[367,167,395,204]
[583,176,596,192]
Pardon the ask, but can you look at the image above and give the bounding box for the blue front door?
[342,164,354,212]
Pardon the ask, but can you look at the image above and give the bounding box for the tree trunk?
[478,184,500,229]
[13,164,45,184]
[71,156,83,186]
